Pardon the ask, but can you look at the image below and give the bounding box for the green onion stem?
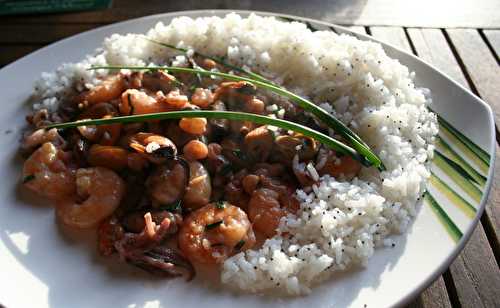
[89,65,383,169]
[144,37,273,84]
[44,110,368,165]
[144,37,371,152]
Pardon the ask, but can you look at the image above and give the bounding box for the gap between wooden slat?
[413,27,500,306]
[481,30,500,61]
[440,30,481,97]
[375,26,500,308]
[445,29,500,263]
[0,24,104,44]
[442,270,461,308]
[1,0,500,28]
[406,277,452,308]
[369,26,454,308]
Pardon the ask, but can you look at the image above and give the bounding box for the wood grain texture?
[447,29,500,125]
[345,26,366,35]
[407,28,468,87]
[1,0,499,28]
[406,277,452,308]
[374,26,500,308]
[370,27,457,308]
[370,27,412,52]
[448,226,500,308]
[483,30,500,59]
[446,29,500,255]
[0,24,100,44]
[0,45,44,66]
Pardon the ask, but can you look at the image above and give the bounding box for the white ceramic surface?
[0,10,495,308]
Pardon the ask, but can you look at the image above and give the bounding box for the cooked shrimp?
[22,128,66,151]
[22,142,76,201]
[129,133,177,164]
[141,71,177,93]
[147,160,189,206]
[77,102,118,120]
[183,140,208,161]
[78,74,126,106]
[247,188,286,237]
[213,81,256,103]
[243,97,265,114]
[274,133,319,163]
[87,144,129,171]
[119,89,170,115]
[182,161,211,210]
[191,88,214,108]
[179,117,207,135]
[178,203,256,264]
[55,167,125,228]
[248,186,299,237]
[77,115,121,146]
[244,125,274,162]
[316,148,362,179]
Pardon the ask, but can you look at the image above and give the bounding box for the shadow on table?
[120,0,369,25]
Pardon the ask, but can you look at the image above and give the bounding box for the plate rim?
[0,9,496,308]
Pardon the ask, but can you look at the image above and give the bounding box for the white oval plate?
[0,10,495,308]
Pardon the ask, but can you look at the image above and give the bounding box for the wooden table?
[1,1,499,307]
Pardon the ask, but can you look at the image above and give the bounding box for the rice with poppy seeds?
[31,13,438,295]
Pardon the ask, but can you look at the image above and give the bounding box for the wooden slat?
[483,30,500,59]
[375,26,500,307]
[407,28,468,87]
[0,24,100,44]
[448,226,500,307]
[406,31,499,258]
[345,26,367,35]
[447,29,500,253]
[370,27,412,52]
[369,27,455,308]
[0,45,44,67]
[407,277,452,308]
[1,0,500,28]
[447,29,500,125]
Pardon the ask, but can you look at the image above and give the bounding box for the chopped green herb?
[232,148,247,160]
[215,201,226,209]
[22,174,35,183]
[86,65,384,169]
[234,240,246,251]
[206,220,223,230]
[162,200,182,212]
[220,163,233,175]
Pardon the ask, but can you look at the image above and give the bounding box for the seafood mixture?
[21,60,362,279]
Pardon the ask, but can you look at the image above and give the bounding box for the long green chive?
[144,37,273,85]
[206,220,223,230]
[232,148,248,161]
[143,43,372,154]
[142,41,374,157]
[44,110,367,165]
[89,65,383,169]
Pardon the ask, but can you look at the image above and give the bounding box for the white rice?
[31,13,438,295]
